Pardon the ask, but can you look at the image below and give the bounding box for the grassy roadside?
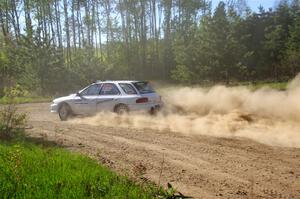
[0,139,161,199]
[238,81,288,90]
[0,96,51,104]
[158,80,289,91]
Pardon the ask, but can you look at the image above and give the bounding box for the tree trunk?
[77,0,81,48]
[0,2,8,38]
[24,0,33,39]
[10,0,20,40]
[104,0,111,59]
[140,0,147,78]
[96,0,103,59]
[55,0,63,48]
[63,0,71,65]
[84,1,91,46]
[71,0,77,49]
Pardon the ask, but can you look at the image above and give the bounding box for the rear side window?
[133,82,155,94]
[100,83,120,95]
[81,84,102,96]
[119,83,137,95]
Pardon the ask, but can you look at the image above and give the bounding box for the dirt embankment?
[21,100,300,199]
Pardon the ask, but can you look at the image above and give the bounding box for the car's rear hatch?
[133,81,161,104]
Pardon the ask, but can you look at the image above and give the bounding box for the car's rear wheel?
[114,104,129,115]
[59,104,71,121]
[150,106,160,115]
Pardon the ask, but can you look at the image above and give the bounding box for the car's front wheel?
[59,104,71,121]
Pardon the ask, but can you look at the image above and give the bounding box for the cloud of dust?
[71,75,300,148]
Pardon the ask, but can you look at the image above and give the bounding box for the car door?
[73,84,102,114]
[96,83,121,112]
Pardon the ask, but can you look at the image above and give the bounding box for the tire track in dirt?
[21,103,300,198]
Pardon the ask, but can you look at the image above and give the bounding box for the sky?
[212,0,277,11]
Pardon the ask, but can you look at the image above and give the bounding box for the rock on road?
[20,103,300,199]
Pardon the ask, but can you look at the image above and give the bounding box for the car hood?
[53,94,76,104]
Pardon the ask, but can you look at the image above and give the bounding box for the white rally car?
[50,81,162,120]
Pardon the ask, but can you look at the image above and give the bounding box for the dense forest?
[0,0,300,95]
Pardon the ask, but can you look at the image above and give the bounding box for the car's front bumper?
[50,103,58,113]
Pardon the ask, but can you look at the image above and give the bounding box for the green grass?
[238,81,288,90]
[0,140,160,199]
[171,80,289,91]
[0,96,51,104]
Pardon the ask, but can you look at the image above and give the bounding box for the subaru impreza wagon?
[50,81,162,120]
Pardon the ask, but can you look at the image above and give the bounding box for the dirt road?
[20,103,300,198]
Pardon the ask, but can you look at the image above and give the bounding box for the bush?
[171,65,192,84]
[0,85,27,139]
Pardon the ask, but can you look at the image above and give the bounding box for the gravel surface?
[20,103,300,199]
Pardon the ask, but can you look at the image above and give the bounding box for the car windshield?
[133,82,155,94]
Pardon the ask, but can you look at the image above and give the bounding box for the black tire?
[150,106,161,116]
[114,104,129,115]
[58,104,71,121]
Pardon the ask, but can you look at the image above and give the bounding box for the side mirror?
[76,92,86,99]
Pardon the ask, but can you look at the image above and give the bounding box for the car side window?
[119,83,137,95]
[81,84,102,96]
[100,83,120,95]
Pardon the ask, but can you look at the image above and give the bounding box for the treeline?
[0,0,300,95]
